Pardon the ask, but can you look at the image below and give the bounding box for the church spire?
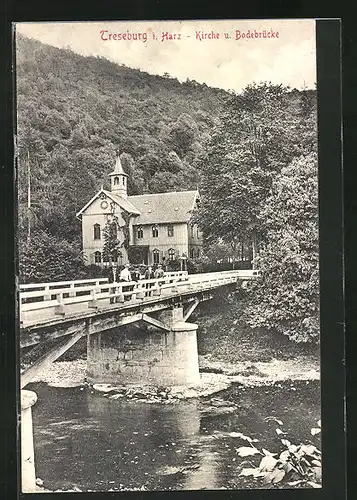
[109,150,128,199]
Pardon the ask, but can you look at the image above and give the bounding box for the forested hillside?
[16,35,227,280]
[16,35,319,343]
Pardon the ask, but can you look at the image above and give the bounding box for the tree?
[165,114,199,157]
[148,171,183,193]
[243,153,319,343]
[196,133,261,267]
[19,232,87,283]
[201,241,237,265]
[197,82,317,267]
[102,215,122,265]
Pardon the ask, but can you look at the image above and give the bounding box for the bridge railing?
[19,270,260,326]
[19,278,110,303]
[20,274,189,309]
[19,278,110,291]
[19,272,188,304]
[192,269,260,278]
[164,271,189,280]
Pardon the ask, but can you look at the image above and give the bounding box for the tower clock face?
[100,200,108,210]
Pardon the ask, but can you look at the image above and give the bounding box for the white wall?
[81,196,204,266]
[132,222,189,263]
[82,197,129,265]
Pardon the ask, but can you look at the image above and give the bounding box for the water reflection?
[31,383,212,491]
[29,380,320,492]
[183,448,219,490]
[88,393,210,490]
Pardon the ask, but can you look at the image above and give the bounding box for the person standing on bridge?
[144,265,155,296]
[119,263,133,302]
[107,265,116,304]
[119,263,132,282]
[144,266,155,280]
[130,266,140,282]
[154,264,165,279]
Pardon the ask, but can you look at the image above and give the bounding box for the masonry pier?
[21,390,38,492]
[20,271,260,389]
[87,307,200,387]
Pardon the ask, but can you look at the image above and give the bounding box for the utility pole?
[27,150,31,243]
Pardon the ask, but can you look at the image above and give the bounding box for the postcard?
[15,19,336,494]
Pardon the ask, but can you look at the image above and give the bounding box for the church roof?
[76,188,140,218]
[103,190,141,214]
[76,186,199,223]
[128,190,199,224]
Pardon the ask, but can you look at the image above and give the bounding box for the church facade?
[76,153,203,267]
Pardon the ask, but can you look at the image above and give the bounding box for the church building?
[76,152,203,267]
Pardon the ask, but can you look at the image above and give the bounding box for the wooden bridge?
[20,270,260,389]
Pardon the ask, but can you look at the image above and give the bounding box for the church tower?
[109,151,128,199]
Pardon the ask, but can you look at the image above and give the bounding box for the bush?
[237,418,321,488]
[166,258,181,271]
[186,258,204,274]
[19,232,88,283]
[243,154,319,343]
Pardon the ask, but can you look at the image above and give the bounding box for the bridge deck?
[20,270,260,331]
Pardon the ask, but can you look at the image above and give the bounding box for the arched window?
[137,226,143,239]
[167,224,174,237]
[94,251,102,264]
[152,225,159,238]
[114,176,119,185]
[190,224,194,237]
[168,248,175,261]
[93,223,101,240]
[190,247,195,259]
[153,249,160,264]
[197,248,200,258]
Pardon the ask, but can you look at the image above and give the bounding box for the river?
[27,379,320,492]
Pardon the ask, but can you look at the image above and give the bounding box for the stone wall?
[87,324,200,387]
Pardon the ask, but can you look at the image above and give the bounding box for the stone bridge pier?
[86,306,200,387]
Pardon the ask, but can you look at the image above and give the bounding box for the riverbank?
[25,314,319,397]
[26,298,321,493]
[195,297,320,364]
[195,298,320,386]
[25,349,319,401]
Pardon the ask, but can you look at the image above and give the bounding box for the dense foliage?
[243,154,319,342]
[16,34,225,282]
[16,36,319,344]
[197,83,317,261]
[18,232,90,283]
[197,83,319,342]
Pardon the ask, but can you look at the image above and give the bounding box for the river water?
[28,379,320,492]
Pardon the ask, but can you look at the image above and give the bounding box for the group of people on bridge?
[106,263,166,284]
[104,263,166,304]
